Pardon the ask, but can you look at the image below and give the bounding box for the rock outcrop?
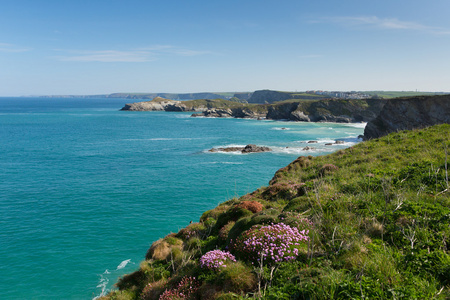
[120,97,194,111]
[266,98,387,123]
[121,96,387,124]
[363,95,450,139]
[209,144,272,153]
[192,107,267,119]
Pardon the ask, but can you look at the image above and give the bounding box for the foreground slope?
[103,124,449,300]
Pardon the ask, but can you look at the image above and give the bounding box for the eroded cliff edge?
[364,94,450,139]
[121,97,387,123]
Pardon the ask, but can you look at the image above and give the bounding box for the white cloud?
[0,43,31,53]
[57,50,154,62]
[56,46,212,62]
[322,16,450,35]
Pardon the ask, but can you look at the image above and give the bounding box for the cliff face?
[364,95,450,139]
[120,97,244,112]
[266,98,386,122]
[120,97,194,111]
[122,97,387,124]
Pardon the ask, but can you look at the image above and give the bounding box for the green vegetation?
[101,124,449,299]
[364,91,449,99]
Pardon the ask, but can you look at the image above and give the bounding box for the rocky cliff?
[364,94,450,139]
[120,97,192,111]
[122,97,387,123]
[266,98,386,122]
[120,97,245,112]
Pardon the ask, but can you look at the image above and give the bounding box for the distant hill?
[247,90,327,104]
[364,91,449,98]
[106,92,233,100]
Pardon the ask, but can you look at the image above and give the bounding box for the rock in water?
[242,144,272,153]
[209,144,272,153]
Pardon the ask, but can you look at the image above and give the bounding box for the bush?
[235,201,264,213]
[159,276,199,300]
[140,279,167,300]
[232,223,309,266]
[215,261,257,293]
[218,221,235,242]
[200,250,236,271]
[177,222,206,240]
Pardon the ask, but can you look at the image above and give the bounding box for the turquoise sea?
[0,98,365,299]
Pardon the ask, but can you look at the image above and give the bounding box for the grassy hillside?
[102,124,449,300]
[364,91,449,99]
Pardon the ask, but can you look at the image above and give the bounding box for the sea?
[0,97,365,299]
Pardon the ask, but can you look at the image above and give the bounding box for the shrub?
[146,239,183,261]
[177,222,206,240]
[261,182,306,200]
[232,223,309,266]
[159,276,199,300]
[279,212,313,231]
[200,250,236,271]
[319,164,339,175]
[213,207,253,232]
[140,279,167,300]
[218,221,235,241]
[235,201,264,213]
[215,261,257,293]
[200,205,230,222]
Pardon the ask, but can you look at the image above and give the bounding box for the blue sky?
[1,0,450,96]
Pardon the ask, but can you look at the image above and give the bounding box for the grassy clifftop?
[102,124,449,300]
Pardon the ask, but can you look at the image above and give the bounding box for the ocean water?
[0,98,365,299]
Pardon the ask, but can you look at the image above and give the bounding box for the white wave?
[123,137,202,141]
[343,122,367,128]
[209,144,247,149]
[174,114,192,119]
[116,259,131,270]
[93,272,109,299]
[271,146,322,155]
[206,150,243,155]
[271,127,291,130]
[316,138,337,144]
[198,161,244,165]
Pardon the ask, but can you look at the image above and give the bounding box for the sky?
[1,0,450,96]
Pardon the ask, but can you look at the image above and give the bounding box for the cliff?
[123,97,387,124]
[364,94,450,139]
[266,98,386,122]
[101,124,450,299]
[120,97,245,112]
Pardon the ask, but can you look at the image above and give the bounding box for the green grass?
[103,124,450,300]
[363,91,449,98]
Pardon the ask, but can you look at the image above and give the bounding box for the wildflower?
[233,222,309,266]
[200,250,236,270]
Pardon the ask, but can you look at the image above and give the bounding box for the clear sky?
[1,0,450,96]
